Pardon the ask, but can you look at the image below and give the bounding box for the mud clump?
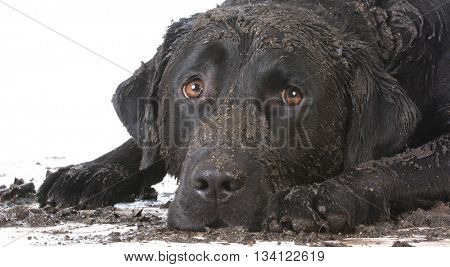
[392,241,414,247]
[397,202,450,228]
[0,178,35,202]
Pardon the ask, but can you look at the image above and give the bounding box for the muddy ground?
[0,176,449,247]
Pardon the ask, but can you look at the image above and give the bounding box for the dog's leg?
[267,134,450,233]
[37,138,166,208]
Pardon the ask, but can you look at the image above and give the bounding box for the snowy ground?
[0,157,449,247]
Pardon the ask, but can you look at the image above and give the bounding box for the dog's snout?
[169,148,272,230]
[192,170,244,201]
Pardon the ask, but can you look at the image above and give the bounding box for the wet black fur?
[38,0,450,232]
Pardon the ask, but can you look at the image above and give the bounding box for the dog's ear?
[112,17,194,169]
[344,49,421,168]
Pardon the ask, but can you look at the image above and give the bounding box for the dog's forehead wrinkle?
[187,4,343,57]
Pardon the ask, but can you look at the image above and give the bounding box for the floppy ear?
[344,50,421,168]
[112,18,194,169]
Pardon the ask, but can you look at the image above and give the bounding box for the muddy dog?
[38,0,450,232]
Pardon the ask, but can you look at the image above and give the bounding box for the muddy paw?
[37,163,139,209]
[265,185,328,233]
[265,181,387,233]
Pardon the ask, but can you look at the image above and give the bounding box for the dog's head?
[112,5,420,230]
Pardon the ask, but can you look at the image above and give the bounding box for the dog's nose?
[192,170,244,201]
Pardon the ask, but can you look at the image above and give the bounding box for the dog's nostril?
[222,180,232,192]
[221,180,241,192]
[193,178,209,191]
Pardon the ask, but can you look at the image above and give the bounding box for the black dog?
[38,0,450,233]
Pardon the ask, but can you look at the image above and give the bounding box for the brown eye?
[282,87,303,106]
[183,78,204,98]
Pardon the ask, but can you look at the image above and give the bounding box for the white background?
[0,0,220,163]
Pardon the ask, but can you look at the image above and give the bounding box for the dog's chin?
[167,212,265,232]
[166,195,268,232]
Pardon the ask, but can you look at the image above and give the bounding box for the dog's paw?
[265,181,389,233]
[265,185,328,233]
[37,163,137,209]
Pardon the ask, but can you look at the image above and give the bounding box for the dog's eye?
[183,79,204,98]
[282,87,303,106]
